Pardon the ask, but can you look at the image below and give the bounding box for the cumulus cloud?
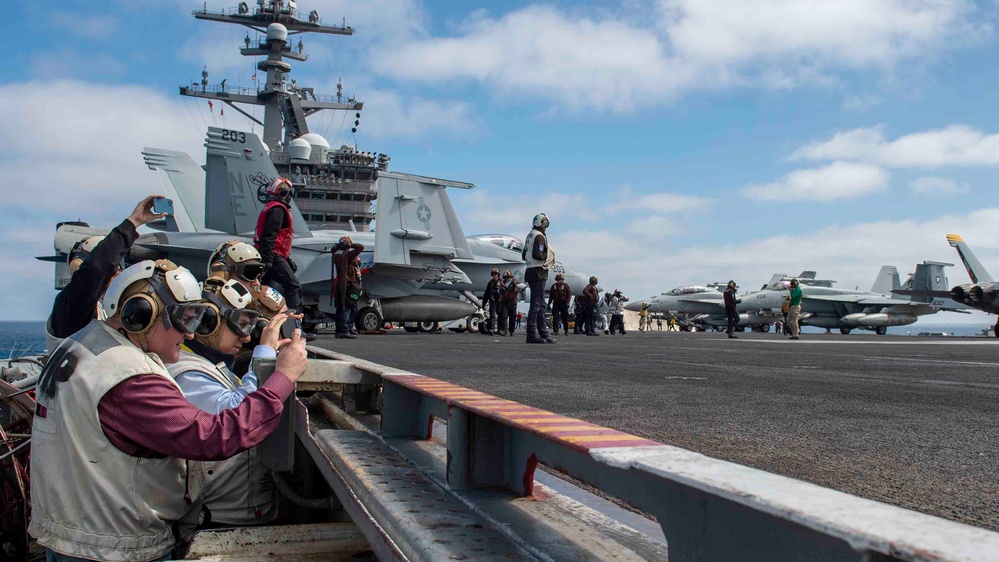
[741,161,890,201]
[371,0,988,112]
[911,176,969,197]
[791,125,999,168]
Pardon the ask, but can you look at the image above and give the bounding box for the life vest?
[254,201,294,258]
[29,320,201,561]
[168,351,277,525]
[523,229,547,269]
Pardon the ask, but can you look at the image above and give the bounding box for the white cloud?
[791,125,999,168]
[911,176,969,197]
[352,88,481,141]
[741,161,890,201]
[370,0,988,112]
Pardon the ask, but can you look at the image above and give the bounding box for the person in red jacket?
[254,178,302,314]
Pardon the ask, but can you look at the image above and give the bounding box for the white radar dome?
[266,23,288,43]
[288,137,312,161]
[299,133,330,149]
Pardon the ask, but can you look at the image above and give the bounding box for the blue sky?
[4,0,999,327]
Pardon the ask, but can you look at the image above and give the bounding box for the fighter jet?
[43,127,592,332]
[741,262,967,334]
[626,272,823,331]
[894,234,999,336]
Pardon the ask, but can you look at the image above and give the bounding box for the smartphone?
[152,198,174,215]
[279,318,298,340]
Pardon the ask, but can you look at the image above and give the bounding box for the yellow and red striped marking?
[386,374,660,452]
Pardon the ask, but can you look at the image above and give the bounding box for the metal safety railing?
[303,348,999,562]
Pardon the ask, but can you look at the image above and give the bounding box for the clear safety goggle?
[164,303,210,334]
[196,305,260,337]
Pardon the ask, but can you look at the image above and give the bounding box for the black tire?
[418,321,438,333]
[840,328,851,335]
[759,323,770,333]
[467,315,482,334]
[355,307,382,333]
[403,326,419,333]
[994,323,999,338]
[875,326,887,335]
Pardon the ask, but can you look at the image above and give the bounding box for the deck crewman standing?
[547,273,572,336]
[787,278,802,340]
[254,177,302,314]
[724,280,741,339]
[523,213,557,344]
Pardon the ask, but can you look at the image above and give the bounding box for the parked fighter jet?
[626,273,818,332]
[42,127,592,331]
[894,234,999,336]
[741,262,967,334]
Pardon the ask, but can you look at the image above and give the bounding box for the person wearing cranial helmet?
[208,240,267,289]
[30,259,308,562]
[522,213,557,344]
[168,276,291,528]
[46,194,170,352]
[254,177,302,314]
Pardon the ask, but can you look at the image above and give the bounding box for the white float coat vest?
[523,229,556,270]
[29,320,200,561]
[168,351,277,525]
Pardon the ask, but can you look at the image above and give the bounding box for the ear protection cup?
[120,294,159,335]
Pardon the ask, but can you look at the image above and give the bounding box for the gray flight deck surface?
[312,330,999,533]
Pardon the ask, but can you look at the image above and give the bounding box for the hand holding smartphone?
[152,198,175,215]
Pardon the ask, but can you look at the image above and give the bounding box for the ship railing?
[188,84,261,97]
[301,347,999,562]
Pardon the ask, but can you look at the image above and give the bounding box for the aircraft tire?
[467,314,483,334]
[355,307,382,333]
[840,328,851,335]
[418,321,439,333]
[759,323,770,333]
[403,326,419,333]
[875,326,887,335]
[994,322,999,338]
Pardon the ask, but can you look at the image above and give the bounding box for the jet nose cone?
[624,301,641,312]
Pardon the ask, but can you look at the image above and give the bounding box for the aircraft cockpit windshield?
[665,285,712,296]
[474,235,525,254]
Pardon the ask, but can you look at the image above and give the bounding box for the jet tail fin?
[947,234,992,284]
[142,148,207,233]
[870,266,900,295]
[374,171,474,265]
[905,261,953,303]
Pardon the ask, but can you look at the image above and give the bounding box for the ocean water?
[0,319,993,358]
[0,321,47,358]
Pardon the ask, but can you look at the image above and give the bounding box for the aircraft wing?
[133,242,214,260]
[806,294,901,306]
[893,289,952,298]
[679,298,725,305]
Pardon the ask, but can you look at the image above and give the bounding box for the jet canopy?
[664,285,715,296]
[474,234,525,254]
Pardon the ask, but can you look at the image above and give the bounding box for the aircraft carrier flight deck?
[311,330,999,533]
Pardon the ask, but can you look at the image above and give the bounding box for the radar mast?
[181,0,385,231]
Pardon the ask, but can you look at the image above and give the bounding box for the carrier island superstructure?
[180,0,383,231]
